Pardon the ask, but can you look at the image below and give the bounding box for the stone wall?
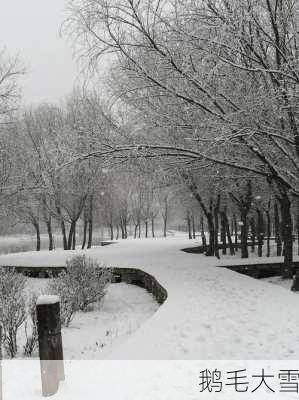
[2,264,168,305]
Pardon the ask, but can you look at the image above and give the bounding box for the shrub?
[23,294,39,357]
[0,268,27,358]
[48,255,112,327]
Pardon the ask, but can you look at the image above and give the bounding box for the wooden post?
[36,295,64,397]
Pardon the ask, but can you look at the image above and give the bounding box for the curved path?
[1,236,299,359]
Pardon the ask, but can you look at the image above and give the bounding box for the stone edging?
[1,265,168,305]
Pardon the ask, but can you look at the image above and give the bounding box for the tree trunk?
[81,218,88,249]
[279,192,293,279]
[163,216,167,238]
[206,213,215,256]
[274,202,282,256]
[233,214,238,251]
[266,204,271,257]
[61,220,67,250]
[109,224,114,240]
[214,195,220,259]
[240,211,248,258]
[187,212,192,240]
[220,212,227,255]
[87,197,93,249]
[256,208,264,257]
[46,219,54,251]
[72,223,76,250]
[116,225,119,240]
[224,214,235,256]
[250,217,256,253]
[120,223,125,239]
[33,222,41,251]
[67,221,75,250]
[200,216,207,252]
[87,217,93,248]
[134,224,138,239]
[151,217,155,237]
[191,214,196,239]
[145,220,148,238]
[56,205,67,250]
[122,218,127,239]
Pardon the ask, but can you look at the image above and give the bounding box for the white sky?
[0,0,79,106]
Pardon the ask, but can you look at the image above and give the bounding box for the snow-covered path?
[1,236,299,359]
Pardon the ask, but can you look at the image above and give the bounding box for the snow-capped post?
[36,295,65,397]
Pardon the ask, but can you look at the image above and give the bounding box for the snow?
[262,276,294,291]
[62,283,159,360]
[15,281,159,360]
[4,359,299,400]
[2,235,299,399]
[1,236,299,360]
[36,295,60,305]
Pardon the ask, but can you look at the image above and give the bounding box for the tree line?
[0,0,298,289]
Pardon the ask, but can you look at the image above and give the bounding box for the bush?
[48,255,112,327]
[23,294,39,357]
[0,268,27,358]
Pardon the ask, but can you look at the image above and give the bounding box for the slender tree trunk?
[60,220,67,250]
[240,211,248,258]
[256,208,264,257]
[87,196,93,249]
[145,220,148,238]
[191,214,196,239]
[72,223,76,250]
[224,213,235,256]
[187,212,192,240]
[233,214,238,251]
[138,222,141,238]
[134,224,138,239]
[109,224,114,240]
[122,219,128,239]
[214,195,220,259]
[56,205,67,250]
[116,225,119,240]
[279,192,293,279]
[266,203,271,257]
[250,217,256,253]
[87,218,93,248]
[33,222,41,251]
[206,213,215,256]
[274,202,282,256]
[46,218,54,251]
[82,219,88,249]
[163,216,167,238]
[200,216,207,252]
[220,212,227,255]
[67,221,75,250]
[151,217,155,237]
[120,223,125,239]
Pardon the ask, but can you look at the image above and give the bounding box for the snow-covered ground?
[6,359,299,400]
[1,235,299,359]
[18,280,159,360]
[2,235,299,399]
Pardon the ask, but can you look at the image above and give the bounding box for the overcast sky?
[0,0,79,106]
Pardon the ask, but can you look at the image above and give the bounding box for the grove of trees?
[0,0,298,288]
